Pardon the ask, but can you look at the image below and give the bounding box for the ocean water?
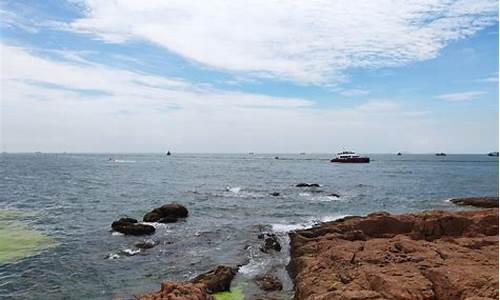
[0,153,498,299]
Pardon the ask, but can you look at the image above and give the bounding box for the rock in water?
[295,183,320,188]
[450,196,498,208]
[190,265,238,293]
[288,209,499,300]
[255,274,283,291]
[111,218,155,235]
[135,239,156,249]
[270,192,280,197]
[260,233,281,253]
[143,202,189,223]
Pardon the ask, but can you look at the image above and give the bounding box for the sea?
[0,153,498,299]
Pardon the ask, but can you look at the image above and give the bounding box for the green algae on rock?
[0,210,56,264]
[213,286,244,300]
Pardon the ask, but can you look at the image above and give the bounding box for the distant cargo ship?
[331,151,370,163]
[435,153,447,156]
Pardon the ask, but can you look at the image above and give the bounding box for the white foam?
[111,231,124,236]
[107,253,120,260]
[121,248,141,256]
[239,258,268,276]
[226,186,241,193]
[271,215,349,233]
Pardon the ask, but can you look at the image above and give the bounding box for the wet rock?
[255,274,283,291]
[137,265,238,299]
[260,233,281,253]
[135,239,156,249]
[288,209,499,300]
[450,196,498,208]
[190,265,238,293]
[137,281,213,300]
[270,192,280,197]
[143,202,189,223]
[111,218,155,235]
[295,183,320,188]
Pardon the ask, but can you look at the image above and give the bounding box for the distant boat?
[331,151,369,163]
[397,152,402,156]
[299,152,306,155]
[487,152,499,157]
[166,151,171,156]
[248,152,255,155]
[435,152,447,156]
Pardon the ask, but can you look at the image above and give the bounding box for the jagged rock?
[137,282,213,300]
[288,209,499,300]
[450,196,498,208]
[190,265,238,293]
[143,202,189,223]
[111,217,155,235]
[260,233,281,253]
[295,183,320,188]
[255,274,283,291]
[137,265,238,299]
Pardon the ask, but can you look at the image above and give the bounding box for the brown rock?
[450,197,499,208]
[137,265,237,299]
[143,202,189,222]
[255,274,283,291]
[137,282,213,300]
[288,209,499,300]
[190,265,238,293]
[111,217,155,235]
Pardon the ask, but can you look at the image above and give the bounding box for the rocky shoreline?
[117,197,498,300]
[288,204,498,299]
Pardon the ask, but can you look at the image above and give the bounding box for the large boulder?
[143,202,189,223]
[111,217,155,235]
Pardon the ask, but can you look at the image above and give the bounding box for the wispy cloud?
[67,0,498,84]
[1,42,448,153]
[435,91,486,102]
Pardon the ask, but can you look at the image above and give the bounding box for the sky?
[0,0,498,153]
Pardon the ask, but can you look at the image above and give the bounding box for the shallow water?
[0,153,498,299]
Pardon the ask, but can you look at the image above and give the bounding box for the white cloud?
[68,0,498,84]
[435,91,486,101]
[1,42,497,153]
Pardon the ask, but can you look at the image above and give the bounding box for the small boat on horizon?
[166,151,171,156]
[331,151,370,163]
[397,152,402,156]
[435,152,447,156]
[487,152,499,157]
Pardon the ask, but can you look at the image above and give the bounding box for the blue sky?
[1,0,498,153]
